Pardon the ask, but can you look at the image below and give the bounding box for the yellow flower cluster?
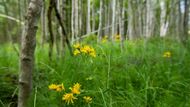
[62,93,77,104]
[163,51,171,58]
[83,96,92,104]
[48,83,65,92]
[70,83,81,94]
[49,82,92,105]
[102,35,108,43]
[73,43,96,58]
[101,35,121,42]
[115,34,120,41]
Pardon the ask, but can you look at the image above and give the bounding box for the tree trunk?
[60,0,67,57]
[160,0,168,37]
[78,0,82,36]
[180,0,189,45]
[119,0,125,50]
[75,0,79,40]
[137,0,143,37]
[145,0,155,38]
[87,0,91,34]
[111,0,116,41]
[167,0,177,37]
[41,0,46,46]
[104,3,109,37]
[128,0,137,40]
[107,2,112,40]
[71,0,75,43]
[92,1,96,32]
[18,0,42,107]
[98,0,104,42]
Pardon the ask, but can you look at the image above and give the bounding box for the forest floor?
[0,37,190,107]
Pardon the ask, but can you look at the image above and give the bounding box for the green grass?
[0,38,190,107]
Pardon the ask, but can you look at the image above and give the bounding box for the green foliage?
[1,38,190,107]
[0,43,18,107]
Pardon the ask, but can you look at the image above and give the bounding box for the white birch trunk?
[71,0,75,43]
[119,0,125,50]
[87,0,91,34]
[111,0,116,40]
[41,0,46,46]
[160,0,168,37]
[128,0,135,40]
[18,0,42,107]
[145,0,155,38]
[78,0,82,36]
[92,1,96,32]
[75,0,79,39]
[98,0,103,42]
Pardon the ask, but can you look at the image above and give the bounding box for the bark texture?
[160,0,168,37]
[18,0,42,107]
[119,0,125,50]
[111,0,116,41]
[145,0,155,38]
[87,0,91,33]
[98,0,104,42]
[41,0,46,46]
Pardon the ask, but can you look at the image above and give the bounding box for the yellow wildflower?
[73,44,96,57]
[80,47,88,53]
[89,52,96,58]
[102,36,108,43]
[48,84,58,90]
[70,83,81,94]
[163,51,171,58]
[89,48,95,53]
[104,35,108,39]
[56,83,65,92]
[48,83,65,92]
[83,96,92,104]
[73,83,81,89]
[115,34,120,41]
[81,45,91,53]
[73,49,80,56]
[73,43,80,49]
[62,93,77,104]
[102,39,107,43]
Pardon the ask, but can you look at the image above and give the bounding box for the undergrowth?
[0,38,190,107]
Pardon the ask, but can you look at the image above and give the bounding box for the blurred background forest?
[0,0,189,45]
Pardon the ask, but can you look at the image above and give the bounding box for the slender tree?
[145,0,155,38]
[87,0,91,34]
[71,0,79,43]
[128,0,139,39]
[119,0,125,50]
[111,0,116,41]
[128,0,134,40]
[181,0,189,45]
[92,1,96,32]
[175,0,189,46]
[18,0,42,107]
[160,0,168,37]
[47,0,54,60]
[60,0,67,57]
[167,0,178,37]
[41,0,46,46]
[98,0,104,42]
